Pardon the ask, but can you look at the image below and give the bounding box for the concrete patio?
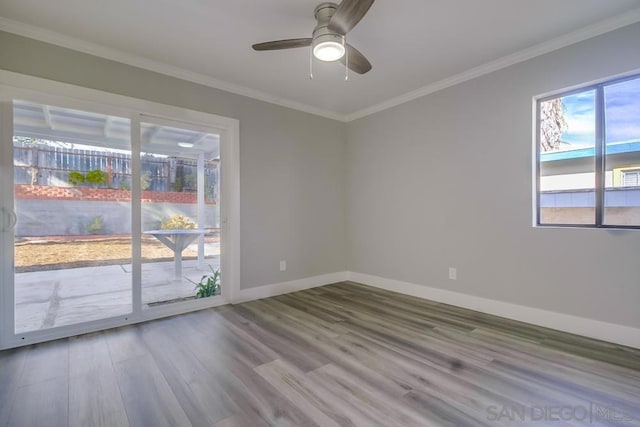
[14,254,220,334]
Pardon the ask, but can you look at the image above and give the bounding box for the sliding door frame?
[0,100,13,347]
[0,71,240,350]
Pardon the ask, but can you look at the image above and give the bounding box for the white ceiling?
[1,0,640,120]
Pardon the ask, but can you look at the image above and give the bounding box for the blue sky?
[562,90,595,147]
[561,76,640,147]
[604,78,640,143]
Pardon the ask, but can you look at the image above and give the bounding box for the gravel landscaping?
[14,235,217,272]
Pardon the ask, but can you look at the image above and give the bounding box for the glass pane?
[603,76,640,226]
[13,100,132,333]
[539,90,596,225]
[140,121,221,307]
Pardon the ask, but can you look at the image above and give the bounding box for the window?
[622,169,640,187]
[536,74,640,228]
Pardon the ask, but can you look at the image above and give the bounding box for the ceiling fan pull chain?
[344,35,349,81]
[309,47,314,79]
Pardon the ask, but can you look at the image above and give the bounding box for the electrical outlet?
[280,260,286,271]
[449,267,457,280]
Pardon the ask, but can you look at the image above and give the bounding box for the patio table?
[144,229,206,279]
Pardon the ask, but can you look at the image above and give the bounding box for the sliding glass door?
[12,100,133,333]
[139,117,221,308]
[0,84,236,349]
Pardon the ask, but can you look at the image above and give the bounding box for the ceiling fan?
[252,0,374,76]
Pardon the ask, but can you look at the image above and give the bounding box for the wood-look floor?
[1,281,639,427]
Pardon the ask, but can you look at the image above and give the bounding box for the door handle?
[8,209,17,230]
[0,207,6,232]
[1,207,17,232]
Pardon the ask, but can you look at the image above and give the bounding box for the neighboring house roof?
[541,139,640,162]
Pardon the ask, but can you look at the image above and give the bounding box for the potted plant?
[160,214,196,230]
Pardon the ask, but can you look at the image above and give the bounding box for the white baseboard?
[347,271,640,349]
[230,270,640,349]
[234,271,349,304]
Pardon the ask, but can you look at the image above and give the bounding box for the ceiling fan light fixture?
[312,34,345,61]
[252,0,373,74]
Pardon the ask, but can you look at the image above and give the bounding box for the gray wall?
[0,31,347,289]
[2,23,639,328]
[346,23,640,328]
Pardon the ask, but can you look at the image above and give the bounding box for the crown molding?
[0,16,346,122]
[2,7,640,124]
[344,7,640,121]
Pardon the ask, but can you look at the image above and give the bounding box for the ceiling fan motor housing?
[313,2,339,27]
[312,2,345,61]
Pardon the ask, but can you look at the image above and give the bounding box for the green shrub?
[141,171,152,191]
[87,216,105,234]
[68,171,85,186]
[85,169,107,187]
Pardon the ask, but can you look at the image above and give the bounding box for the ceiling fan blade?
[252,38,312,51]
[340,44,372,74]
[328,0,374,35]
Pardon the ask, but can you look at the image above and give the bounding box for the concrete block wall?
[14,185,218,237]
